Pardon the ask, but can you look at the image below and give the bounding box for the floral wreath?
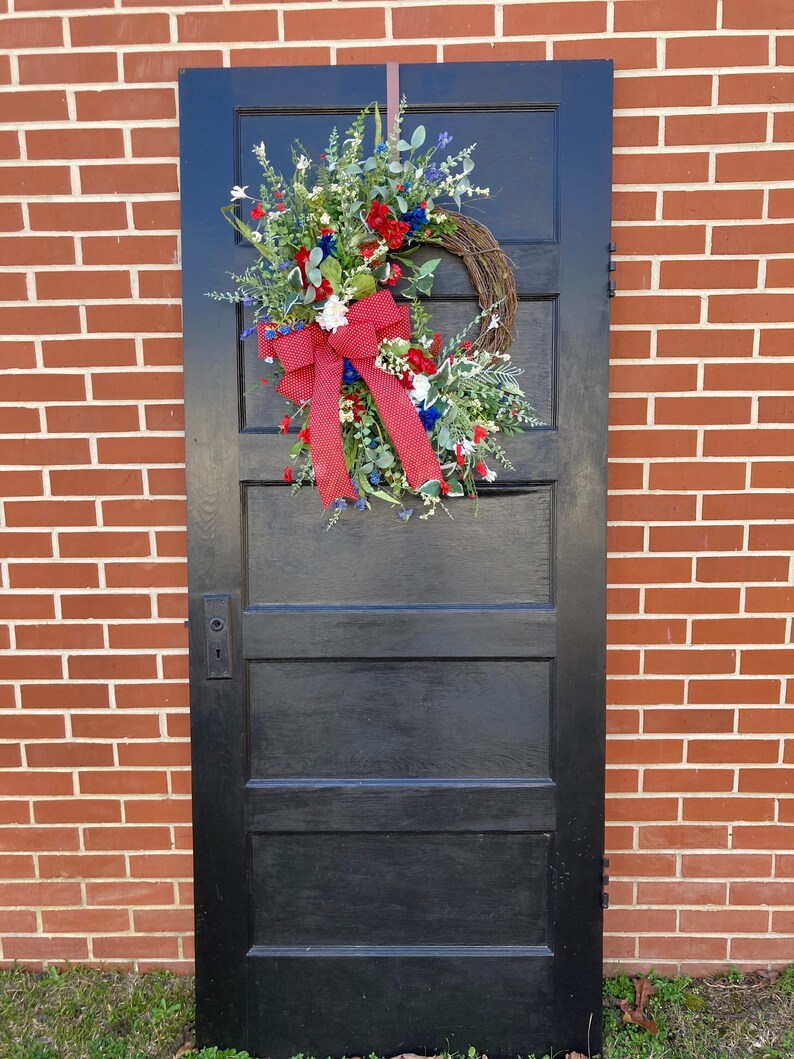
[209,101,540,524]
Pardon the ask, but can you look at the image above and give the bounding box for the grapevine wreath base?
[209,103,539,523]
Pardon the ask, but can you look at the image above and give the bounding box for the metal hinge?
[601,856,610,909]
[608,242,617,298]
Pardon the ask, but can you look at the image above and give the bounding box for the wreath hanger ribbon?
[258,289,443,508]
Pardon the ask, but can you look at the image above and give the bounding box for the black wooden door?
[180,60,612,1059]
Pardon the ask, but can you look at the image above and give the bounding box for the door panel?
[180,60,612,1057]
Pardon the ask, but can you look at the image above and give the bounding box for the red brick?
[58,531,151,559]
[608,397,648,426]
[97,437,185,465]
[93,936,179,959]
[129,126,179,158]
[613,191,656,221]
[638,936,727,960]
[145,404,184,432]
[732,880,794,904]
[0,531,52,560]
[105,562,187,589]
[607,737,684,762]
[657,328,753,358]
[717,150,794,183]
[666,33,770,67]
[644,707,735,734]
[649,462,746,493]
[42,338,136,368]
[62,593,151,619]
[50,468,142,497]
[0,273,29,301]
[123,50,225,84]
[232,46,333,66]
[662,259,758,290]
[82,235,177,267]
[46,404,139,434]
[20,683,108,710]
[70,713,159,739]
[610,362,698,393]
[137,270,182,300]
[78,770,167,795]
[18,51,118,85]
[616,0,716,29]
[615,75,712,109]
[688,679,781,705]
[36,271,131,301]
[133,908,194,932]
[611,296,701,325]
[131,200,180,232]
[41,908,129,932]
[92,371,182,402]
[740,649,794,675]
[80,163,178,196]
[4,500,96,527]
[645,648,735,675]
[71,12,170,45]
[724,0,794,27]
[0,594,54,622]
[704,427,794,457]
[76,88,176,122]
[285,6,385,39]
[142,337,183,365]
[636,880,727,904]
[125,799,192,825]
[118,742,190,767]
[148,468,186,495]
[643,768,734,792]
[0,203,24,233]
[684,797,775,821]
[738,769,794,794]
[68,654,157,680]
[609,620,687,648]
[746,586,794,613]
[734,825,794,849]
[655,396,751,425]
[652,523,745,554]
[0,235,75,267]
[1,373,84,404]
[441,42,545,63]
[713,223,794,255]
[0,470,43,498]
[504,1,605,33]
[554,37,657,69]
[0,829,79,854]
[739,708,794,733]
[614,152,709,186]
[114,682,188,708]
[663,188,764,221]
[692,617,786,644]
[102,499,185,526]
[157,593,187,619]
[721,72,794,104]
[608,463,644,491]
[688,738,779,765]
[34,800,122,824]
[9,563,99,589]
[3,937,90,961]
[749,523,794,551]
[26,127,124,161]
[86,303,182,334]
[731,937,794,961]
[767,259,794,288]
[108,622,186,650]
[15,623,102,649]
[0,89,68,123]
[177,9,277,41]
[607,556,692,585]
[0,303,80,335]
[84,879,173,903]
[26,742,114,768]
[680,909,768,933]
[769,189,794,219]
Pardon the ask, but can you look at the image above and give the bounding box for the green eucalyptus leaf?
[375,452,395,469]
[410,125,426,150]
[344,163,363,176]
[462,157,474,174]
[371,263,390,281]
[396,196,408,214]
[361,462,374,475]
[418,479,441,498]
[303,285,316,304]
[374,102,382,149]
[308,247,323,268]
[445,479,464,497]
[288,267,303,290]
[307,267,322,286]
[396,139,411,152]
[319,256,342,285]
[289,441,304,456]
[438,425,451,449]
[388,161,403,174]
[370,489,400,505]
[363,157,377,172]
[424,385,439,408]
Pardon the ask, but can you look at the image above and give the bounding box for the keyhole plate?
[204,594,232,679]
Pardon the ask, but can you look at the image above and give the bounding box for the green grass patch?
[0,963,792,1058]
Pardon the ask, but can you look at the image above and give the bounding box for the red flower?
[455,443,465,466]
[429,332,443,357]
[349,394,365,423]
[473,425,488,444]
[382,218,410,250]
[461,340,473,351]
[395,183,404,192]
[475,462,487,476]
[259,377,269,385]
[250,202,266,220]
[298,427,310,443]
[399,369,414,388]
[320,227,335,235]
[279,415,291,434]
[274,190,283,199]
[385,263,401,287]
[439,480,449,495]
[294,246,333,299]
[275,203,286,212]
[407,348,425,372]
[448,355,455,365]
[365,201,390,231]
[283,466,293,482]
[420,200,427,208]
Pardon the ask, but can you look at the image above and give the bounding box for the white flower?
[253,141,266,157]
[230,185,250,200]
[316,295,349,333]
[456,437,475,455]
[483,466,498,482]
[410,373,432,404]
[296,154,311,172]
[487,313,500,331]
[320,212,331,225]
[250,231,263,243]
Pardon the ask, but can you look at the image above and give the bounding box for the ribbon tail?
[309,353,357,508]
[358,363,444,492]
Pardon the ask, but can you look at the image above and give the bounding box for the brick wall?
[0,0,792,976]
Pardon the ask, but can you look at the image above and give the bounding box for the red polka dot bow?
[258,289,443,508]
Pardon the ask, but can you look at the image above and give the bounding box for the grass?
[0,963,793,1058]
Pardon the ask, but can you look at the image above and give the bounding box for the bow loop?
[327,320,379,364]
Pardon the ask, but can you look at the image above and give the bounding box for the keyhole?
[215,648,221,659]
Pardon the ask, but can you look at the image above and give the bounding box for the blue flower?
[424,164,443,183]
[369,470,382,485]
[398,508,413,521]
[342,359,361,384]
[264,328,278,339]
[437,131,453,149]
[319,232,337,259]
[368,438,378,449]
[375,142,387,154]
[241,296,255,306]
[354,498,367,511]
[278,260,291,271]
[332,498,347,511]
[239,326,256,340]
[278,324,291,335]
[350,479,360,496]
[417,403,442,431]
[293,320,305,331]
[400,205,428,233]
